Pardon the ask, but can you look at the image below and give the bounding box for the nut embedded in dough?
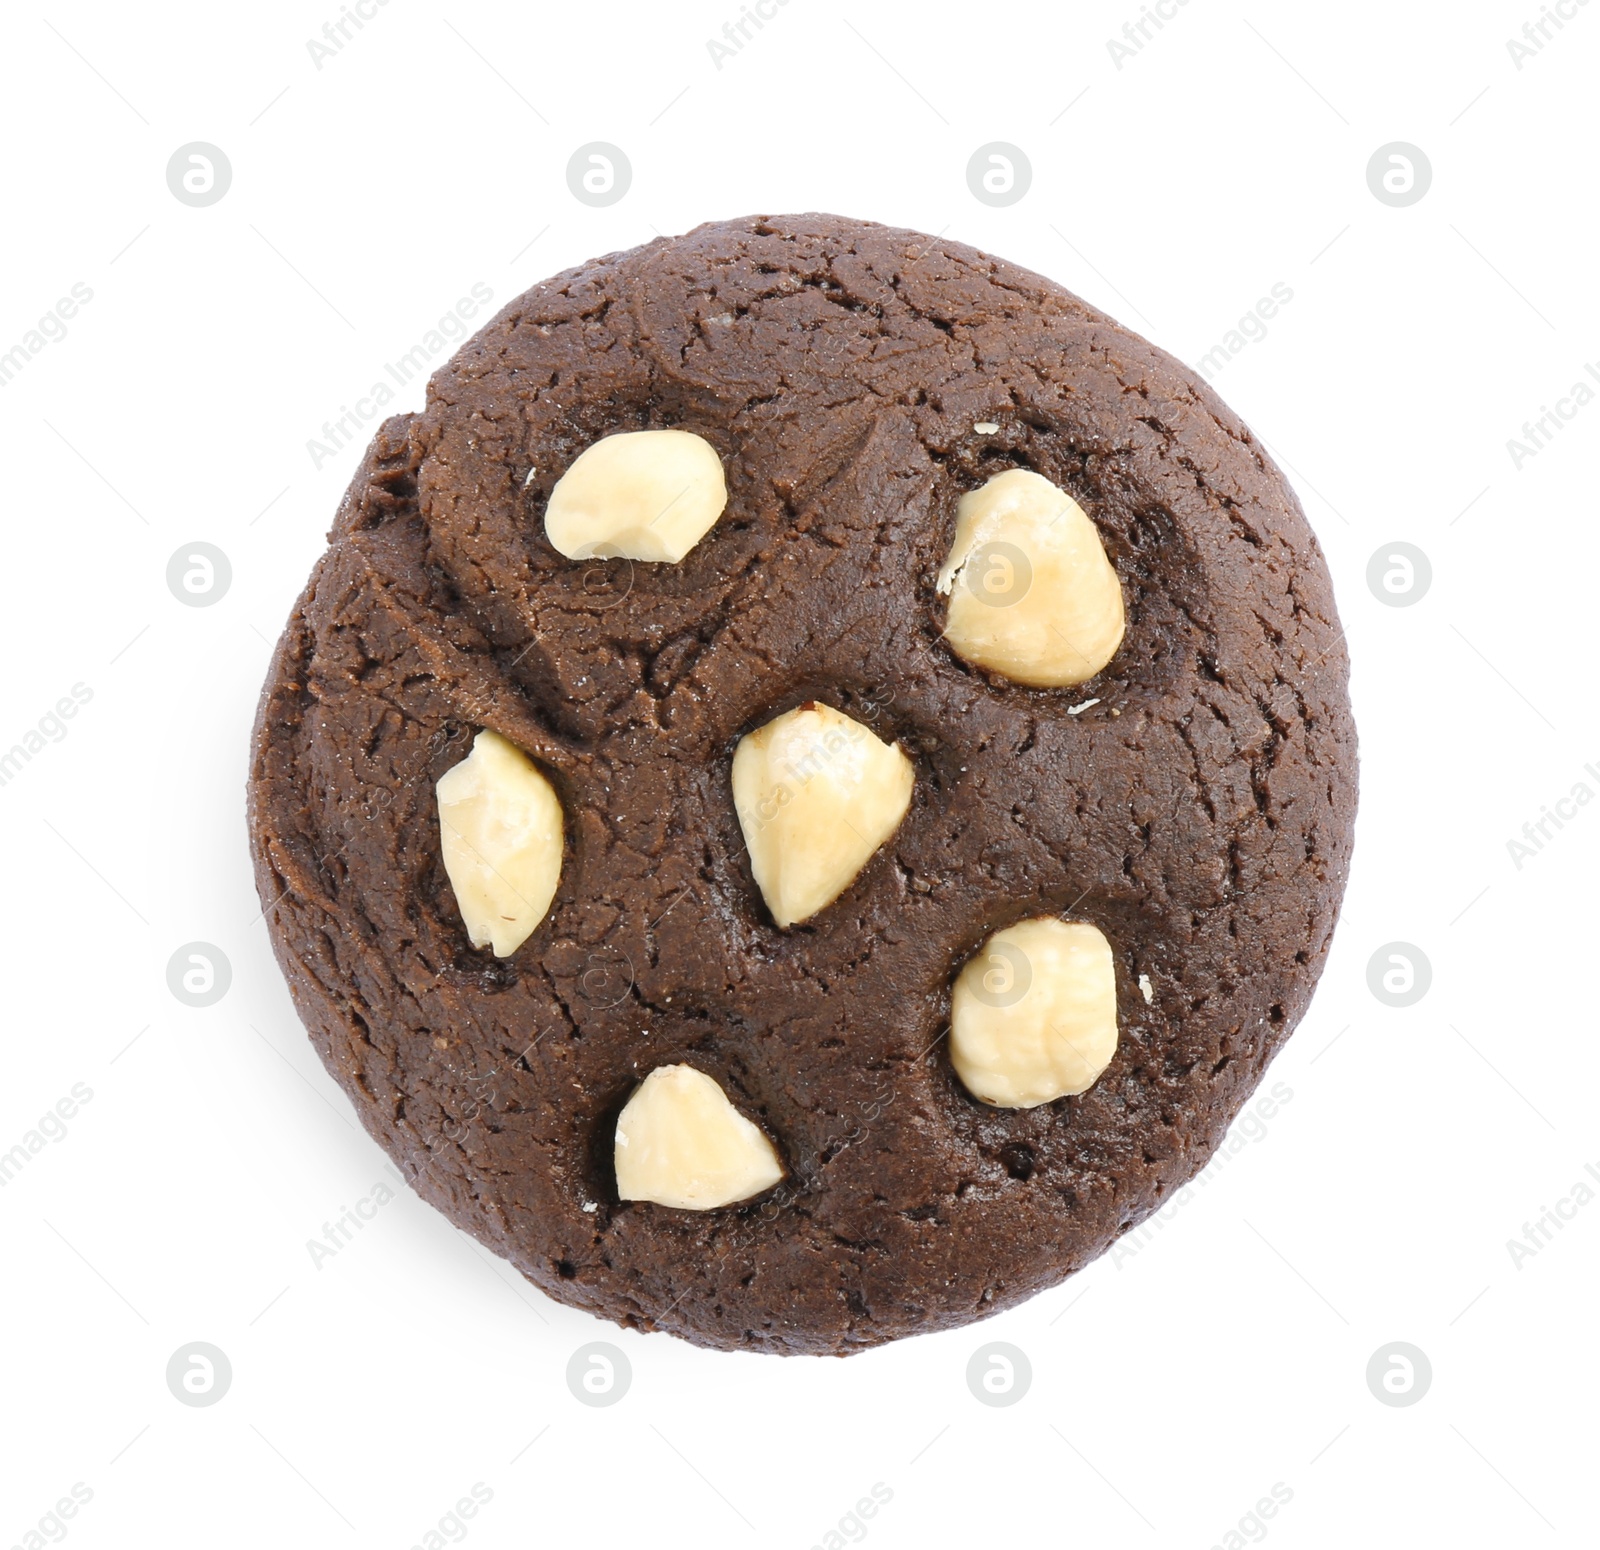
[435,729,564,957]
[614,1064,785,1210]
[732,702,915,929]
[949,917,1119,1108]
[936,468,1124,687]
[544,428,727,563]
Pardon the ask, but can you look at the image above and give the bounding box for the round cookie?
[248,213,1357,1355]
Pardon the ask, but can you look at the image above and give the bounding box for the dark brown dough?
[247,213,1357,1355]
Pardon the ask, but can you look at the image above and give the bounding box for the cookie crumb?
[582,1201,599,1213]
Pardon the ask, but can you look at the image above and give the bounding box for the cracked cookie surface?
[247,212,1357,1355]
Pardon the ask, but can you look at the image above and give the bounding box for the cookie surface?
[248,213,1356,1355]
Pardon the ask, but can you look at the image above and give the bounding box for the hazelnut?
[732,703,914,928]
[435,729,563,957]
[936,468,1124,687]
[949,917,1119,1108]
[544,428,727,563]
[614,1065,785,1210]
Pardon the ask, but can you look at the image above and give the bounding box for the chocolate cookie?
[248,213,1356,1355]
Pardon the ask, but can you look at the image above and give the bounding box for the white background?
[2,1,1596,1545]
